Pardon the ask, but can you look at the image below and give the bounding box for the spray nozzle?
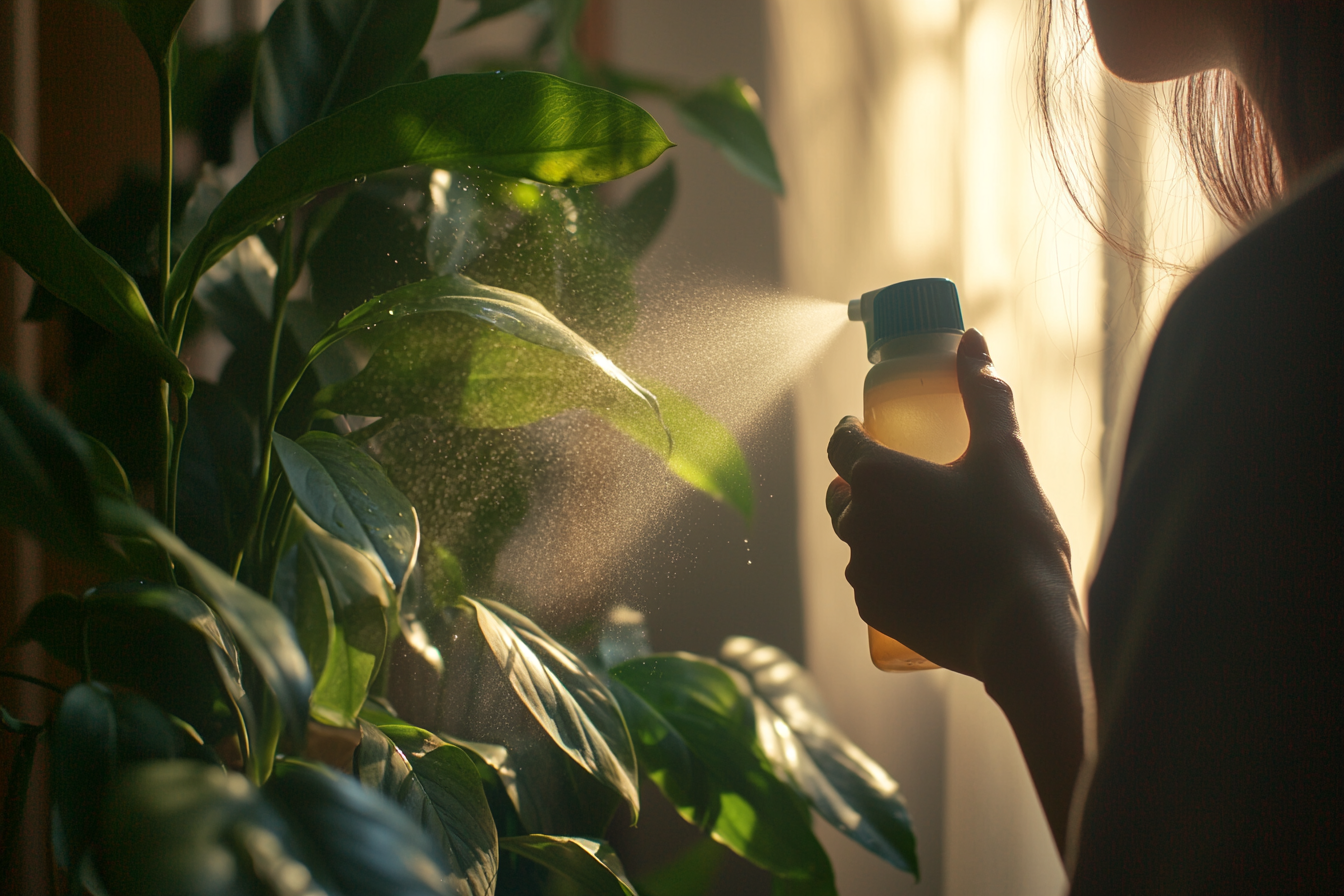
[850,278,964,362]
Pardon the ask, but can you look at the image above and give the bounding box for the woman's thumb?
[957,329,1019,448]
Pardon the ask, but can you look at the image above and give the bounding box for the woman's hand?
[827,329,1089,855]
[825,329,1078,683]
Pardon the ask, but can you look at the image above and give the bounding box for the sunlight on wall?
[770,0,1228,894]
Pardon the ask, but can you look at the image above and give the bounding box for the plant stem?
[157,59,173,326]
[232,440,271,581]
[167,390,189,533]
[156,381,172,524]
[262,224,298,426]
[232,224,299,580]
[156,44,177,527]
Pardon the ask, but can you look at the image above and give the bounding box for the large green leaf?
[265,759,452,895]
[254,0,439,156]
[276,431,420,593]
[174,382,257,571]
[594,376,754,521]
[610,654,835,889]
[321,324,748,518]
[633,838,728,896]
[458,180,642,344]
[97,762,307,896]
[720,637,918,876]
[676,77,783,195]
[112,0,195,68]
[499,835,637,896]
[433,612,624,836]
[373,421,531,589]
[13,584,243,743]
[99,500,313,747]
[0,368,101,557]
[168,72,673,312]
[460,596,641,820]
[96,759,450,896]
[52,683,180,876]
[0,136,190,393]
[278,508,390,728]
[308,273,664,434]
[356,721,499,896]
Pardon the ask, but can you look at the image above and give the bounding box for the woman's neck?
[1235,4,1344,186]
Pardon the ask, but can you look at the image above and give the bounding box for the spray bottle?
[847,278,969,672]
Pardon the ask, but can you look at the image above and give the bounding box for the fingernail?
[836,415,860,429]
[962,328,991,361]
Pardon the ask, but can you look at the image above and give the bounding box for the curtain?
[768,0,1227,893]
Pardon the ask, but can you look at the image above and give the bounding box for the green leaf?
[434,608,625,836]
[82,435,132,499]
[594,376,753,520]
[97,761,308,896]
[112,0,195,68]
[633,838,728,896]
[676,77,783,194]
[254,0,440,157]
[309,273,665,436]
[374,421,531,589]
[168,72,674,311]
[280,508,390,728]
[499,835,637,896]
[610,655,834,888]
[96,759,451,896]
[296,431,419,593]
[461,596,641,820]
[436,736,525,836]
[720,637,918,876]
[14,584,244,744]
[0,367,101,557]
[53,683,180,874]
[0,135,190,393]
[321,323,748,518]
[454,0,534,32]
[356,721,499,896]
[172,33,260,134]
[175,382,257,571]
[264,759,451,895]
[459,180,641,342]
[610,161,676,258]
[98,500,313,747]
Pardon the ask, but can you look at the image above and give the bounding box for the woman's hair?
[1034,0,1285,251]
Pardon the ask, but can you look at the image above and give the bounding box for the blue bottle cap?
[847,278,964,362]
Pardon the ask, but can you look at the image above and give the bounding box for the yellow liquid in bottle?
[862,355,969,672]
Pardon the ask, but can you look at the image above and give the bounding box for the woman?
[825,2,1343,891]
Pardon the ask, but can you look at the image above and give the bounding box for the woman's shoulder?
[1168,153,1344,335]
[1131,155,1344,453]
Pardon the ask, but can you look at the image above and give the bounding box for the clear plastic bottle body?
[861,333,969,671]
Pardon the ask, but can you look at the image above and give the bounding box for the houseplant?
[1,1,917,892]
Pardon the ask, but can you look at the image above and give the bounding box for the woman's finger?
[957,329,1021,450]
[825,476,852,533]
[828,416,882,481]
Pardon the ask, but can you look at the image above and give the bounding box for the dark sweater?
[1073,160,1344,893]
